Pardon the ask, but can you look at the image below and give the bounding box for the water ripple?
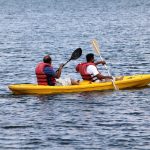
[0,0,150,149]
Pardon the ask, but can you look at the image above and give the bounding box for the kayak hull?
[8,74,150,95]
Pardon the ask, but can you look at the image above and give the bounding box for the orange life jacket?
[76,62,97,81]
[35,62,56,85]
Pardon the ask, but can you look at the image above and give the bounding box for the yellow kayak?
[8,74,150,95]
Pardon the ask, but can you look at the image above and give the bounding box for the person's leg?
[56,78,80,86]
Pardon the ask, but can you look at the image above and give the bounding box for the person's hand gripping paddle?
[91,39,118,90]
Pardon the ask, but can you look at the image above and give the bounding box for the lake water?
[0,0,150,149]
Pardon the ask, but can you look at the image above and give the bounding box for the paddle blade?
[91,39,100,55]
[70,48,82,60]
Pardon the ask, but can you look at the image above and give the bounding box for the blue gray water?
[0,0,150,149]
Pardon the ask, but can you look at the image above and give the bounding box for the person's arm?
[44,64,64,79]
[87,65,113,81]
[55,64,63,78]
[44,67,56,77]
[96,73,113,80]
[94,60,106,66]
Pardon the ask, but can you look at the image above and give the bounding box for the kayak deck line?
[8,74,150,95]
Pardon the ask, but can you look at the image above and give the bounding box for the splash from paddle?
[91,39,119,90]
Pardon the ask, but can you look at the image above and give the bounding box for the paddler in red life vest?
[76,53,113,82]
[35,55,79,86]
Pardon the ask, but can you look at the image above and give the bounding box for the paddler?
[76,53,114,82]
[35,55,79,86]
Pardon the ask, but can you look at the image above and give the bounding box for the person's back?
[35,55,58,85]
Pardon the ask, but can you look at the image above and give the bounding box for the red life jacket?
[76,62,97,81]
[35,62,56,85]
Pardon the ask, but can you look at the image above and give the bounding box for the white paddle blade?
[91,39,100,55]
